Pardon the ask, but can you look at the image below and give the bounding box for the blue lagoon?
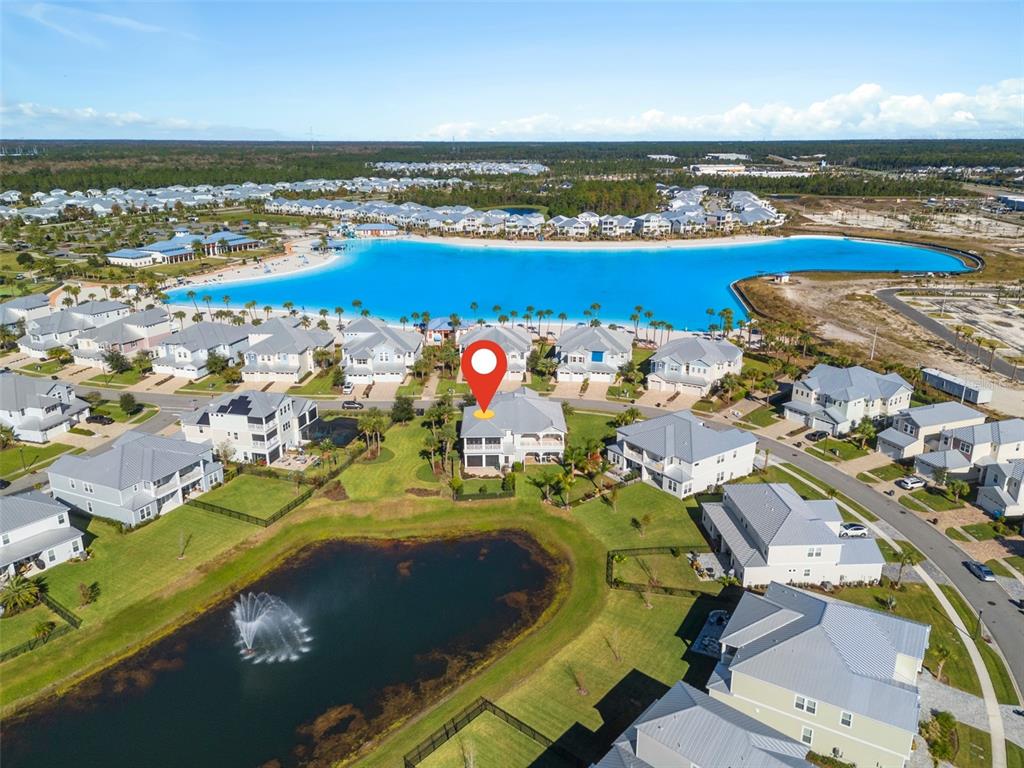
[166,236,969,329]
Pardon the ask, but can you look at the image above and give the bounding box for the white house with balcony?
[0,294,52,330]
[1,491,85,580]
[241,318,335,384]
[459,387,566,473]
[646,336,743,395]
[783,365,913,436]
[151,321,251,380]
[180,391,319,465]
[607,411,756,498]
[18,300,131,359]
[459,325,531,382]
[915,418,1024,480]
[555,325,633,383]
[341,316,422,383]
[0,371,91,443]
[875,401,984,461]
[47,431,223,528]
[71,308,172,369]
[701,483,884,588]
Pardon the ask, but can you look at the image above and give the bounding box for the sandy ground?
[411,232,777,250]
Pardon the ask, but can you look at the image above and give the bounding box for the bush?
[501,472,517,492]
[119,392,141,416]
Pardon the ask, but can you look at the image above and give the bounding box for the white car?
[839,523,869,538]
[895,476,926,491]
[341,382,354,395]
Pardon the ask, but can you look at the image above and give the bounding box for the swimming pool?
[165,236,969,330]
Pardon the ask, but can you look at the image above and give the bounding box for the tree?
[119,392,141,416]
[932,468,948,489]
[933,643,951,683]
[33,620,57,643]
[133,350,153,373]
[101,348,131,374]
[853,417,877,449]
[0,424,16,450]
[894,547,922,589]
[946,479,970,503]
[205,350,229,376]
[614,407,642,427]
[391,395,415,424]
[0,574,41,613]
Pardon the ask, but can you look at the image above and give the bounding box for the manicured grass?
[0,442,75,481]
[946,527,970,542]
[985,559,1014,578]
[910,487,964,512]
[565,411,616,450]
[876,539,925,564]
[741,405,778,428]
[0,604,63,653]
[82,368,147,388]
[961,522,999,541]
[691,399,716,413]
[518,466,613,506]
[18,359,65,376]
[340,421,440,501]
[856,471,879,483]
[805,437,869,462]
[1006,556,1024,576]
[130,408,158,424]
[436,377,470,397]
[175,373,239,394]
[606,382,641,401]
[524,376,555,394]
[938,584,1020,706]
[631,347,654,366]
[614,552,723,594]
[871,463,911,482]
[287,371,339,397]
[93,399,155,423]
[570,483,708,550]
[951,722,992,768]
[898,495,928,513]
[418,710,574,768]
[835,583,979,696]
[396,377,426,397]
[1007,739,1024,768]
[197,474,305,519]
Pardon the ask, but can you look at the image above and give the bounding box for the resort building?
[917,418,1024,480]
[607,411,756,498]
[700,483,884,588]
[593,681,812,768]
[459,325,531,381]
[151,321,251,380]
[341,316,422,383]
[459,387,566,473]
[240,318,335,384]
[18,300,131,359]
[105,229,261,266]
[783,364,913,436]
[48,431,224,528]
[554,325,633,383]
[920,367,993,405]
[0,491,85,580]
[180,391,319,465]
[708,583,930,768]
[875,401,984,461]
[0,371,91,443]
[70,308,173,369]
[646,336,743,395]
[976,460,1024,519]
[0,293,52,329]
[353,222,399,238]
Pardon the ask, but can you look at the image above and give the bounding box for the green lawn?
[805,438,869,462]
[197,474,305,519]
[517,465,613,506]
[175,374,239,394]
[1007,739,1024,768]
[606,382,641,401]
[614,552,723,594]
[82,369,147,389]
[524,373,556,394]
[870,463,911,482]
[287,371,339,397]
[876,539,925,564]
[835,583,979,696]
[741,405,778,428]
[418,711,574,768]
[396,377,426,397]
[436,377,470,397]
[0,442,75,481]
[339,421,441,501]
[570,483,709,550]
[17,359,66,377]
[910,487,964,512]
[565,411,617,450]
[985,559,1014,578]
[0,604,64,654]
[631,347,654,366]
[898,495,928,513]
[961,522,999,541]
[951,722,992,768]
[1006,556,1024,576]
[92,399,156,423]
[856,471,879,483]
[946,527,970,542]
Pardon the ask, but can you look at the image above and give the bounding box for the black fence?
[607,545,728,599]
[40,593,82,628]
[0,594,83,663]
[454,488,515,503]
[403,697,586,768]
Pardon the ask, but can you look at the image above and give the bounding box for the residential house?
[18,300,131,359]
[48,431,224,528]
[976,460,1024,519]
[180,391,319,465]
[647,336,743,395]
[701,483,884,588]
[708,582,929,768]
[151,321,251,380]
[353,222,399,238]
[783,365,913,436]
[0,294,52,329]
[633,212,671,238]
[0,371,91,443]
[341,316,422,383]
[598,214,636,238]
[1,491,85,580]
[460,387,566,473]
[918,418,1024,480]
[607,411,757,498]
[593,681,812,768]
[875,401,984,461]
[554,325,633,383]
[241,318,335,384]
[71,308,172,369]
[459,325,531,381]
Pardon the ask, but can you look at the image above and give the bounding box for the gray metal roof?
[900,401,982,429]
[0,526,84,569]
[556,325,633,356]
[460,387,565,438]
[616,411,756,463]
[713,583,929,732]
[797,364,911,402]
[0,294,49,325]
[0,490,69,534]
[246,319,333,355]
[720,482,842,549]
[594,681,812,768]
[343,316,421,357]
[182,390,314,425]
[650,336,742,368]
[74,308,168,346]
[0,371,82,412]
[459,324,531,356]
[945,418,1024,447]
[160,321,250,352]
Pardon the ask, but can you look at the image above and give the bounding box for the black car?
[0,478,10,490]
[805,430,829,442]
[86,414,115,425]
[341,400,364,411]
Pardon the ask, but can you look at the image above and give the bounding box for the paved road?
[757,433,1024,696]
[876,288,1018,381]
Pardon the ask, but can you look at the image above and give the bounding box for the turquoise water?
[166,236,968,330]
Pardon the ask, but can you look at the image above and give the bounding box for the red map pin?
[461,340,507,419]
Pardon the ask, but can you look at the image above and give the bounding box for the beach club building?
[353,222,400,238]
[106,229,261,267]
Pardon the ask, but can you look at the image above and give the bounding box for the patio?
[691,609,731,658]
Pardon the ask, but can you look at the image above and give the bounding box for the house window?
[57,514,66,525]
[840,711,853,728]
[86,502,93,513]
[801,727,813,746]
[72,540,81,553]
[1,533,9,545]
[803,568,811,577]
[795,695,817,714]
[806,547,822,558]
[47,549,56,563]
[84,483,94,494]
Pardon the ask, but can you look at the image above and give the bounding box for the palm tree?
[33,620,57,643]
[469,301,478,316]
[399,315,408,330]
[0,574,41,613]
[933,644,951,683]
[221,295,231,312]
[334,306,344,328]
[853,417,877,449]
[0,424,16,449]
[894,548,921,588]
[201,295,213,319]
[558,312,568,336]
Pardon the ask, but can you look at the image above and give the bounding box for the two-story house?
[709,583,930,768]
[241,318,335,384]
[1,491,85,579]
[341,316,422,383]
[918,418,1024,481]
[180,391,319,465]
[151,321,251,380]
[18,300,131,359]
[875,401,984,461]
[554,325,633,383]
[701,483,884,587]
[460,387,566,473]
[0,293,52,330]
[783,365,913,436]
[0,371,91,443]
[976,460,1024,519]
[459,325,531,382]
[48,431,224,528]
[646,336,743,395]
[593,681,812,768]
[607,411,756,498]
[71,308,173,368]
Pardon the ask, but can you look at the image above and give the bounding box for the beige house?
[876,401,984,461]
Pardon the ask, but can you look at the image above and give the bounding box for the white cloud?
[10,2,197,47]
[426,80,1024,140]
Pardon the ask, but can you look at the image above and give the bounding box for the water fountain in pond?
[231,592,312,664]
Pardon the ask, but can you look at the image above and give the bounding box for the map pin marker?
[461,340,507,420]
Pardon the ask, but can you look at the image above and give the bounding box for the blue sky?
[2,1,1022,140]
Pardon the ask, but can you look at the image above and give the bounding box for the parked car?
[0,478,10,490]
[896,476,926,491]
[341,400,364,410]
[806,430,828,442]
[965,561,996,582]
[839,523,869,538]
[86,414,115,425]
[341,382,354,395]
